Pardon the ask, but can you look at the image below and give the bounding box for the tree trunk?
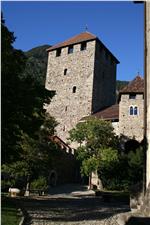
[88,173,92,189]
[24,176,30,196]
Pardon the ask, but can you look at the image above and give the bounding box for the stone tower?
[45,32,119,143]
[119,76,144,142]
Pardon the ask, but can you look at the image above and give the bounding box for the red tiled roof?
[92,104,119,120]
[80,104,119,121]
[49,135,72,150]
[47,32,96,51]
[119,76,144,94]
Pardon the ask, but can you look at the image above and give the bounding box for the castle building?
[84,75,144,145]
[45,32,119,143]
[119,75,144,142]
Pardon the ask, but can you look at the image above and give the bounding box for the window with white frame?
[134,106,138,115]
[130,106,134,115]
[129,106,138,115]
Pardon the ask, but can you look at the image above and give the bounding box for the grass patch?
[1,199,21,225]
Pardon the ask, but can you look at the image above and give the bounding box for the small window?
[129,94,136,99]
[73,86,76,93]
[81,42,87,51]
[134,106,138,115]
[130,106,134,115]
[129,106,138,116]
[56,48,61,57]
[68,45,73,54]
[65,106,67,111]
[64,69,67,75]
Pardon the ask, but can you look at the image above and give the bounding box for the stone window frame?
[56,48,61,57]
[129,105,139,116]
[68,45,74,54]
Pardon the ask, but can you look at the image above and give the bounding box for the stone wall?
[92,41,117,113]
[146,1,150,188]
[119,94,144,142]
[45,40,96,142]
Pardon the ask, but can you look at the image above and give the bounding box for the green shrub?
[30,176,48,190]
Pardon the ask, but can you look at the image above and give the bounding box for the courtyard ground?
[3,184,150,225]
[19,184,131,225]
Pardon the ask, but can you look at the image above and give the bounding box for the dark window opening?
[65,106,67,111]
[129,94,136,99]
[81,42,87,51]
[134,106,138,115]
[73,86,76,93]
[130,106,138,115]
[130,106,134,115]
[68,45,73,54]
[56,48,61,57]
[64,69,67,75]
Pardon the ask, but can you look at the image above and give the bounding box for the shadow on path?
[18,195,130,224]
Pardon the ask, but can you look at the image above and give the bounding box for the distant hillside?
[24,45,129,92]
[23,45,51,85]
[116,80,129,92]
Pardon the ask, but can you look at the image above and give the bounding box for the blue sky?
[2,1,144,81]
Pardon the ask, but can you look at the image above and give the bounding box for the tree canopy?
[69,118,119,179]
[1,15,58,191]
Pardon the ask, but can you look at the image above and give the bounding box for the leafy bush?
[127,146,144,185]
[30,176,48,190]
[98,146,144,191]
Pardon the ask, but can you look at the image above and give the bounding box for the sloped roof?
[93,104,119,120]
[80,104,119,121]
[47,32,96,51]
[48,135,72,150]
[46,31,119,63]
[119,76,144,94]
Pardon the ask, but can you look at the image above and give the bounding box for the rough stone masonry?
[45,32,119,145]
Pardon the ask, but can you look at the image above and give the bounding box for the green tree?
[69,118,119,187]
[1,15,58,193]
[127,146,144,185]
[1,15,27,163]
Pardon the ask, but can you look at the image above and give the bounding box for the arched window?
[134,106,138,115]
[130,106,134,115]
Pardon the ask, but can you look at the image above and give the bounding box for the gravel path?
[20,184,130,225]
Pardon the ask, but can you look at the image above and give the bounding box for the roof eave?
[46,37,97,52]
